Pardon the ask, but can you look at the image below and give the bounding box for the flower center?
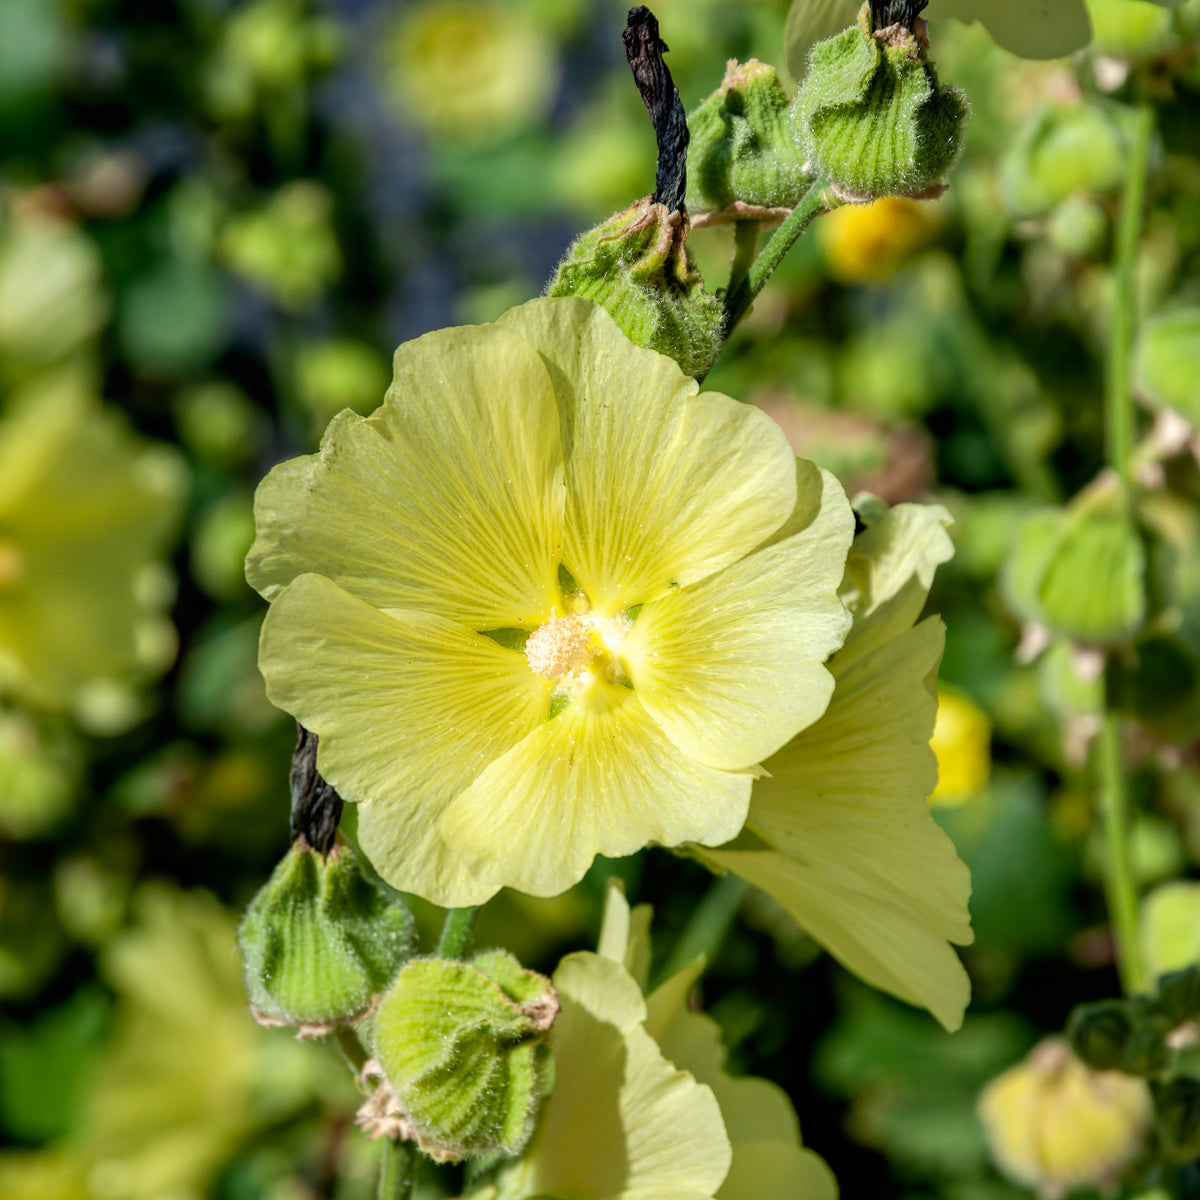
[524,614,596,680]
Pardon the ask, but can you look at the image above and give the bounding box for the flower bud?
[238,838,415,1036]
[1155,1077,1200,1162]
[979,1038,1152,1198]
[686,59,810,223]
[1068,1000,1134,1072]
[1157,967,1200,1027]
[368,950,559,1163]
[791,3,968,203]
[546,197,724,379]
[1004,474,1146,645]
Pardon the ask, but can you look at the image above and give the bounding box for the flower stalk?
[377,1136,416,1200]
[436,905,479,959]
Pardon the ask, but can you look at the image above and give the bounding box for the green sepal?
[791,4,968,202]
[1003,476,1147,645]
[1068,999,1134,1072]
[546,197,724,380]
[372,951,558,1163]
[1153,1076,1200,1162]
[686,59,810,221]
[238,838,416,1034]
[1134,309,1200,427]
[1002,102,1127,218]
[1157,967,1200,1027]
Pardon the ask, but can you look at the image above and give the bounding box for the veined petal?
[499,297,797,610]
[498,952,730,1200]
[246,323,564,630]
[629,467,853,770]
[258,572,550,906]
[702,617,973,1030]
[440,695,752,897]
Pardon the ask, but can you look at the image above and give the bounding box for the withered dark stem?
[622,6,688,214]
[290,723,343,855]
[868,0,928,30]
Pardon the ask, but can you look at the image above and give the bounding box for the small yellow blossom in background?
[377,0,559,146]
[978,1037,1152,1199]
[248,297,855,906]
[595,882,838,1200]
[697,500,975,1030]
[930,684,992,805]
[0,373,185,718]
[818,196,939,285]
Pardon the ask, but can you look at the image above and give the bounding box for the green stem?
[1096,102,1153,999]
[1106,104,1153,488]
[335,1026,369,1080]
[377,1136,416,1200]
[437,906,479,958]
[726,220,760,300]
[723,176,832,336]
[1098,710,1146,996]
[654,874,749,986]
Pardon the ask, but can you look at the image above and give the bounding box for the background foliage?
[2,0,1200,1197]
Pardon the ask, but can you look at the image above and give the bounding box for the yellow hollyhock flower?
[247,297,854,906]
[0,374,185,713]
[597,884,838,1200]
[697,498,975,1030]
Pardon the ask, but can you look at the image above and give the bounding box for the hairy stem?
[437,906,479,959]
[726,220,760,300]
[723,176,832,336]
[377,1137,416,1200]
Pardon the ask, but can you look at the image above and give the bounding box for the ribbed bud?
[546,197,725,379]
[791,3,968,203]
[1155,1077,1200,1163]
[686,59,810,224]
[1157,967,1200,1027]
[1068,1000,1134,1072]
[1004,474,1146,645]
[238,838,415,1037]
[368,951,559,1163]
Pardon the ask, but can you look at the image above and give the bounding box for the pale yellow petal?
[629,468,853,770]
[838,497,954,657]
[499,297,797,610]
[440,693,752,897]
[702,617,973,1030]
[646,968,837,1200]
[258,572,550,905]
[502,952,730,1200]
[597,880,654,991]
[247,322,564,629]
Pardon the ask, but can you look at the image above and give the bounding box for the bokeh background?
[2,0,1200,1197]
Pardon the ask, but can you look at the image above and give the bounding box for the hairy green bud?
[367,951,558,1163]
[546,197,724,379]
[791,3,968,202]
[686,59,810,224]
[1157,967,1200,1027]
[239,838,416,1036]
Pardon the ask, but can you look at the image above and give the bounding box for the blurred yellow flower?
[979,1037,1152,1199]
[819,195,938,284]
[0,374,185,714]
[697,499,975,1030]
[248,297,854,906]
[930,683,992,804]
[378,1,558,145]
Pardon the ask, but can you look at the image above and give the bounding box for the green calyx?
[371,950,558,1163]
[1004,474,1147,645]
[791,3,968,202]
[686,58,810,223]
[546,197,724,379]
[238,837,415,1035]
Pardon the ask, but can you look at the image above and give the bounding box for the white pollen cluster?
[524,615,596,680]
